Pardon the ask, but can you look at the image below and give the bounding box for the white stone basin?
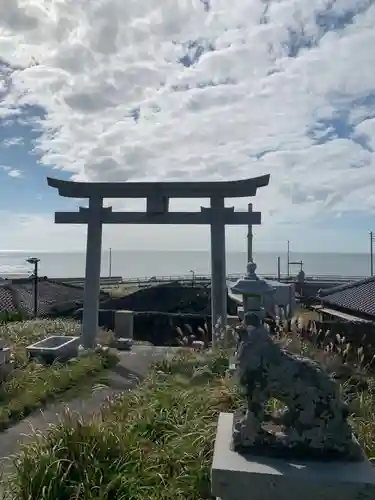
[27,335,80,363]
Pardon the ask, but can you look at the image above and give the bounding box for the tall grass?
[6,333,375,500]
[0,319,117,430]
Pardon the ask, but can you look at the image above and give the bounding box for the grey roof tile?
[0,279,108,317]
[317,276,375,318]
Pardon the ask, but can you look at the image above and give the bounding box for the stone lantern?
[212,263,375,500]
[231,260,275,327]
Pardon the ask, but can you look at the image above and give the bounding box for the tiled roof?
[0,278,109,317]
[0,286,18,313]
[317,276,375,318]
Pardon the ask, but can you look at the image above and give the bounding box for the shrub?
[0,311,26,324]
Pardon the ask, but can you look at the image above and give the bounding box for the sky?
[0,0,375,253]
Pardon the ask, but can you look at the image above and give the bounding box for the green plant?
[175,322,211,348]
[6,333,375,500]
[0,311,26,324]
[0,319,118,431]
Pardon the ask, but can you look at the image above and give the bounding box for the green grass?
[5,332,375,500]
[0,319,118,431]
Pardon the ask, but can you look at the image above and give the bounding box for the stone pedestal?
[114,310,134,338]
[113,310,134,350]
[211,413,375,500]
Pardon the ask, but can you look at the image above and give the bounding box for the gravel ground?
[0,345,179,494]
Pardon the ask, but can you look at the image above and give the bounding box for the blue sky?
[0,110,73,213]
[0,1,375,253]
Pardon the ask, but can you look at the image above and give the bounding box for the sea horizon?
[0,249,372,280]
[0,249,370,255]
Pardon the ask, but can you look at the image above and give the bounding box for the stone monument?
[211,260,375,500]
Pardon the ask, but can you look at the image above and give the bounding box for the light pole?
[370,231,375,276]
[26,257,40,318]
[189,269,195,287]
[108,247,112,278]
[289,260,304,296]
[247,203,253,263]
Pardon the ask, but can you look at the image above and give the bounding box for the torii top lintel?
[46,174,270,199]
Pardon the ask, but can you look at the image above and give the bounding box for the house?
[313,277,375,324]
[0,278,109,318]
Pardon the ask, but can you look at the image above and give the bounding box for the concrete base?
[27,336,80,364]
[211,413,375,500]
[111,337,133,351]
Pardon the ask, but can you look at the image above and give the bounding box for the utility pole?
[287,240,290,277]
[26,257,40,318]
[189,269,195,287]
[109,247,112,278]
[370,232,375,277]
[247,203,253,262]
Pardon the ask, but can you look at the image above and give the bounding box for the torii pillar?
[81,196,105,349]
[209,196,227,338]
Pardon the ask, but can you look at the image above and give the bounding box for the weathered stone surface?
[232,322,363,461]
[212,413,375,500]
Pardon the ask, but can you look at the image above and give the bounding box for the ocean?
[0,250,371,280]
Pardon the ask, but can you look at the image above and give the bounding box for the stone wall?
[99,282,238,316]
[73,309,211,346]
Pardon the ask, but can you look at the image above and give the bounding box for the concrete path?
[0,345,179,492]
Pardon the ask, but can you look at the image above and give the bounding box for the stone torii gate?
[47,175,270,349]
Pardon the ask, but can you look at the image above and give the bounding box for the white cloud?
[0,0,375,244]
[0,165,24,178]
[0,210,223,252]
[7,168,23,178]
[0,210,368,255]
[1,137,24,147]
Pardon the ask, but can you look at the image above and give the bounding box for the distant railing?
[54,273,366,289]
[54,276,123,288]
[115,273,364,286]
